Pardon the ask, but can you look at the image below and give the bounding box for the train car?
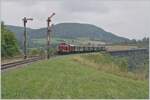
[70,44,75,53]
[58,42,106,54]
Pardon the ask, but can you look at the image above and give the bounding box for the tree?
[131,39,137,44]
[1,22,20,57]
[142,37,149,43]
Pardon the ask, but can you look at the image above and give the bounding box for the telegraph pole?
[47,13,55,59]
[22,17,33,59]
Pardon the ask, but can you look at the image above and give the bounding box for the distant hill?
[6,23,129,48]
[52,23,129,43]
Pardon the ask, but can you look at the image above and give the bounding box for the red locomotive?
[58,42,105,54]
[58,43,75,54]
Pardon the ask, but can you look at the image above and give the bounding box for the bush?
[47,48,57,56]
[29,48,46,56]
[29,48,39,56]
[1,22,20,58]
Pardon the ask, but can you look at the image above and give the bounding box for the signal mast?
[22,17,33,59]
[47,13,55,59]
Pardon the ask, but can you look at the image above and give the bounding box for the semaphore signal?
[22,17,33,59]
[47,13,55,59]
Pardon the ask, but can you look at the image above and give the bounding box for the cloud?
[1,0,150,39]
[62,0,109,14]
[2,0,59,7]
[2,0,39,6]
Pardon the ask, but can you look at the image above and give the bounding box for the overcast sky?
[1,0,150,40]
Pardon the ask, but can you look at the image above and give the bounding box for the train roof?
[59,42,105,47]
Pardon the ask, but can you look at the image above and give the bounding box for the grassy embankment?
[2,53,149,99]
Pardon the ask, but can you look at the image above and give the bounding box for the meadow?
[1,53,149,99]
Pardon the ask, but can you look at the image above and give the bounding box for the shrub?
[1,22,20,58]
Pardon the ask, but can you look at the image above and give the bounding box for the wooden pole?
[47,18,51,59]
[47,13,55,59]
[22,17,33,59]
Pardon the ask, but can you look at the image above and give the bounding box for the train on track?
[58,43,106,54]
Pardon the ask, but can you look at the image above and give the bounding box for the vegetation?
[105,45,138,51]
[73,53,148,80]
[116,37,149,48]
[27,48,47,57]
[1,22,20,58]
[124,51,149,79]
[2,53,148,99]
[31,37,105,49]
[52,23,129,43]
[132,37,149,48]
[105,46,149,80]
[6,23,129,49]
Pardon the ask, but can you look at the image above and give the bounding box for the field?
[31,37,106,47]
[105,45,138,51]
[1,53,149,99]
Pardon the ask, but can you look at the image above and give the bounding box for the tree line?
[1,22,20,58]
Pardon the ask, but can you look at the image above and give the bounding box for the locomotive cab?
[58,43,75,54]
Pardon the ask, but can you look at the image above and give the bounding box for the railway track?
[1,56,45,70]
[1,53,91,70]
[2,48,146,70]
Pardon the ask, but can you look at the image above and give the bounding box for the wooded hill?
[6,23,129,48]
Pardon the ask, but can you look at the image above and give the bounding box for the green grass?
[1,54,149,99]
[32,37,75,45]
[31,37,105,46]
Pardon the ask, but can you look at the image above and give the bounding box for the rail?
[1,56,45,70]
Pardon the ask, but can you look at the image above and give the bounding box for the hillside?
[2,53,148,99]
[6,23,129,48]
[52,23,129,43]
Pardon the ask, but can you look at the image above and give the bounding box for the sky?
[1,0,150,40]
